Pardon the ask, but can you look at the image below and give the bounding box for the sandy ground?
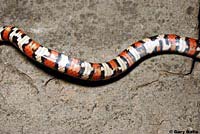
[0,0,199,134]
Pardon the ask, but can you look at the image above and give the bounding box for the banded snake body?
[0,26,200,81]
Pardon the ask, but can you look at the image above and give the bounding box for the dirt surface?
[0,0,200,134]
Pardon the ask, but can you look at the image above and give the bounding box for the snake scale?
[0,26,200,81]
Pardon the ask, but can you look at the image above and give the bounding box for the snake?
[0,26,200,81]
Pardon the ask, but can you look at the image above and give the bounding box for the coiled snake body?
[0,26,200,81]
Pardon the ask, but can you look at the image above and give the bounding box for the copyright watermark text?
[169,129,198,134]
